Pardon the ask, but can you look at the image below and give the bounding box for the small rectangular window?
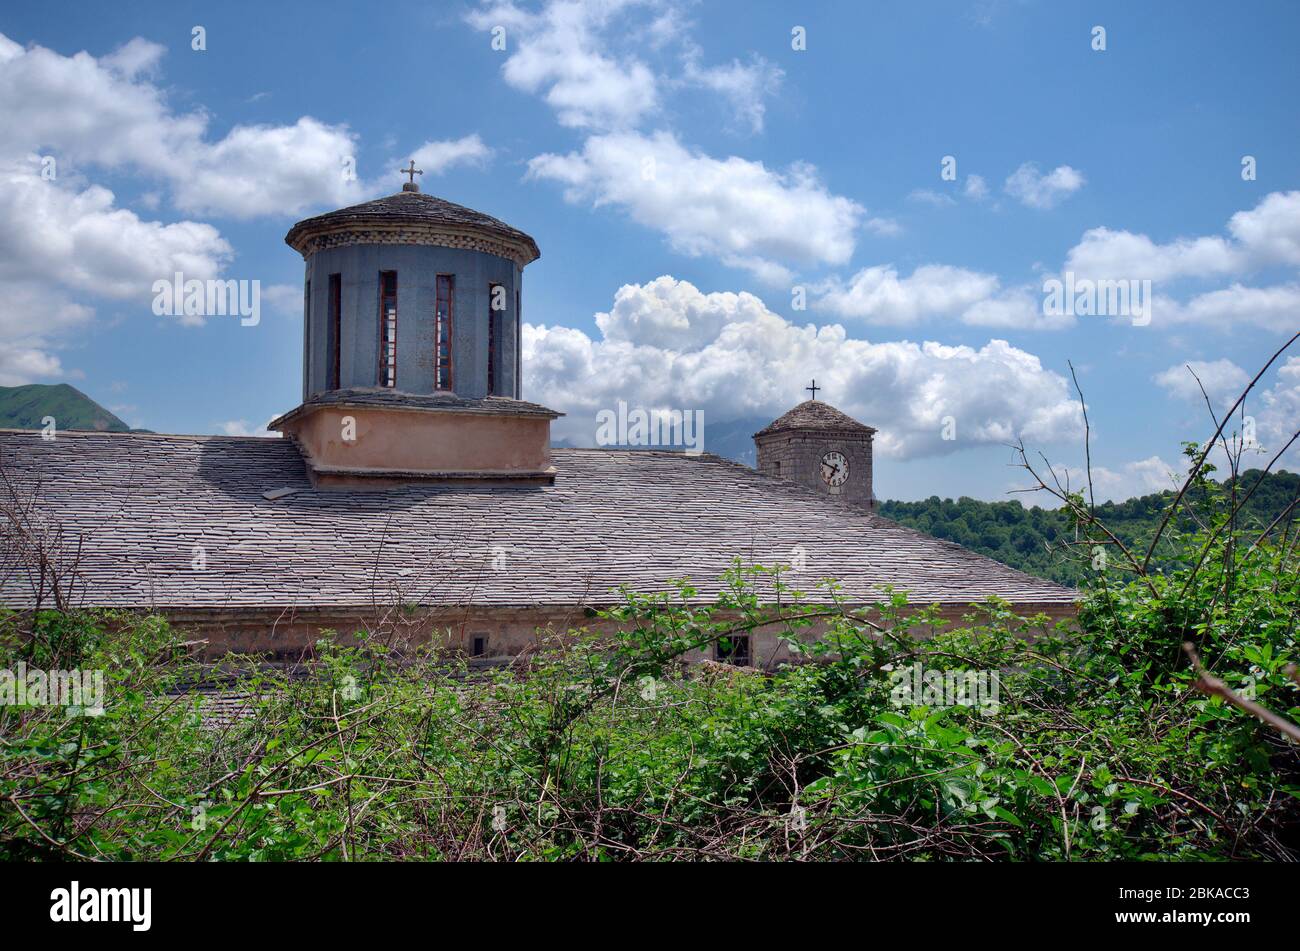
[471,636,487,657]
[716,635,751,667]
[435,274,454,391]
[378,271,398,388]
[328,274,341,389]
[487,283,504,396]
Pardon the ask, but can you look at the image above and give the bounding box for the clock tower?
[753,394,877,510]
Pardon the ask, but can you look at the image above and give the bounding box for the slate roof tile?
[0,430,1077,611]
[755,400,878,437]
[284,190,540,261]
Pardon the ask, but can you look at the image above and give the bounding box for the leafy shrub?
[1,511,1295,861]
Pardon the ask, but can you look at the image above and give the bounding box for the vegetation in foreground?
[0,477,1296,859]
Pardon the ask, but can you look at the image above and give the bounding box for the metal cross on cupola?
[399,160,423,191]
[806,379,820,401]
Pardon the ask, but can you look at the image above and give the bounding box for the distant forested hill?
[0,383,131,432]
[880,469,1300,585]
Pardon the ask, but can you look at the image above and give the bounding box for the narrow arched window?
[378,271,398,388]
[327,273,341,389]
[435,274,454,390]
[303,278,312,392]
[488,283,504,396]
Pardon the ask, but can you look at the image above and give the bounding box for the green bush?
[1,449,1297,860]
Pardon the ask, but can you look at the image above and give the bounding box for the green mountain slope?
[881,468,1300,585]
[0,383,131,432]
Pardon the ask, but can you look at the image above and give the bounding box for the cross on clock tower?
[753,392,878,510]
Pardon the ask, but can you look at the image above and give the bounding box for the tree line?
[881,468,1300,585]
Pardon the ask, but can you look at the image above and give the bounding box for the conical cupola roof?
[754,400,877,437]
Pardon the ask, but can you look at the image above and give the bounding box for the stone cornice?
[286,219,539,267]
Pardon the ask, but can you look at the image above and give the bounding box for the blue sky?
[1,0,1297,502]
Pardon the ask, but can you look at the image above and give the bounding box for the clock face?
[820,451,849,487]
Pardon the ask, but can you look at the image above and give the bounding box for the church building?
[0,172,1077,666]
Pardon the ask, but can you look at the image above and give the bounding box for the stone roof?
[0,430,1075,611]
[755,400,877,438]
[267,387,562,430]
[284,190,540,262]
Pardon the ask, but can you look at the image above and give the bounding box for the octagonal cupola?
[284,168,539,402]
[271,167,559,489]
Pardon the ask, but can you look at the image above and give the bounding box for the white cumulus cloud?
[1227,190,1300,266]
[681,51,783,134]
[527,130,865,283]
[466,0,661,131]
[409,134,493,176]
[813,265,1065,330]
[525,275,1083,458]
[0,32,500,381]
[1064,191,1300,285]
[1065,228,1241,283]
[1154,358,1251,407]
[1255,356,1300,468]
[814,265,998,325]
[0,33,366,219]
[1004,162,1085,210]
[0,156,232,381]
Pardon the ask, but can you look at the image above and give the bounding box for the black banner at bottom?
[0,860,1278,938]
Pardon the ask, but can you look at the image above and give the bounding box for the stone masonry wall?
[756,430,875,509]
[157,600,1078,667]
